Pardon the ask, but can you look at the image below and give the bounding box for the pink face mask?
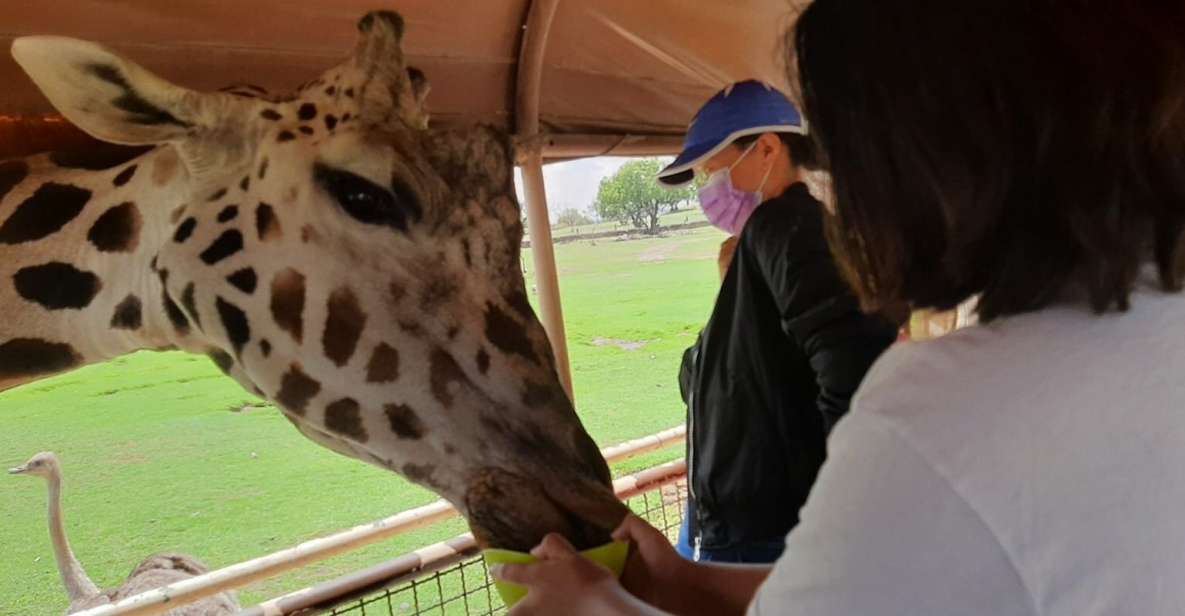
[697,142,773,236]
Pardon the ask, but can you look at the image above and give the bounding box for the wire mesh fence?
[322,479,688,616]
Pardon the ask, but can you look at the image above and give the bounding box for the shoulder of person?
[741,183,828,257]
[847,320,1038,452]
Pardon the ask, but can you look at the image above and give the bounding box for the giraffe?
[0,10,628,552]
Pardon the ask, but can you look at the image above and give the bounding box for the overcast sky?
[513,156,671,221]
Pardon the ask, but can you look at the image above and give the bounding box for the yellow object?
[484,540,630,608]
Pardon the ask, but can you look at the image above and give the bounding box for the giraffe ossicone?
[1,9,627,551]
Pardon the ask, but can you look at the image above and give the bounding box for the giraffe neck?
[0,146,189,393]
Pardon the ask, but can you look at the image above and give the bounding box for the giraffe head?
[10,11,626,550]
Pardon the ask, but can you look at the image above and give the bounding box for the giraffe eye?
[314,164,420,231]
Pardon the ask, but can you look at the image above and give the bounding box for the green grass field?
[0,225,726,615]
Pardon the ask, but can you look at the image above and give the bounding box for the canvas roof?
[0,1,799,158]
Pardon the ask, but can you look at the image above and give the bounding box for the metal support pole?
[515,0,573,398]
[521,151,574,397]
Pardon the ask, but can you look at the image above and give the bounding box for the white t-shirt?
[750,282,1185,616]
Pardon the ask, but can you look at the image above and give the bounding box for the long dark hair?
[791,1,1185,321]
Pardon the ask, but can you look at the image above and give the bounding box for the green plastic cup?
[484,540,630,608]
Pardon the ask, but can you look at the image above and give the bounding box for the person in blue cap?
[663,79,899,564]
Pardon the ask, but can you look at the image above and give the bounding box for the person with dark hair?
[494,1,1185,614]
[665,79,897,564]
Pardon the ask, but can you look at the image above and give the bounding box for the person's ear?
[758,133,781,161]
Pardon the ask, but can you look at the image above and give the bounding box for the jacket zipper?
[686,342,699,503]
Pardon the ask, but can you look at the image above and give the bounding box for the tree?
[555,208,593,228]
[594,159,695,234]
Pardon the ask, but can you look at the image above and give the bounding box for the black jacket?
[679,183,897,550]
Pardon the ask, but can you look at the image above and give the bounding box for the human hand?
[718,236,739,280]
[493,533,637,616]
[612,514,691,610]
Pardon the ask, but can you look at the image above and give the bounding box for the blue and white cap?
[657,80,806,186]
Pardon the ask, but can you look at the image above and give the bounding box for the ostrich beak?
[8,465,28,474]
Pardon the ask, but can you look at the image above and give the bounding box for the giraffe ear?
[13,36,253,183]
[12,36,240,147]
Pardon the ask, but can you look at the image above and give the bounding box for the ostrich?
[9,452,239,615]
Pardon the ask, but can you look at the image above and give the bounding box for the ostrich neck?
[45,474,101,602]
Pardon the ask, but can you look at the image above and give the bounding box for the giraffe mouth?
[464,467,628,552]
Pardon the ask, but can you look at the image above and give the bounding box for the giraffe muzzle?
[464,467,629,552]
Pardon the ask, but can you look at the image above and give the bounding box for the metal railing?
[75,427,685,616]
[299,467,689,616]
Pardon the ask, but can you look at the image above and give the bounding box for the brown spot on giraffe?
[260,108,282,121]
[277,130,296,143]
[200,229,244,265]
[402,463,437,485]
[259,339,272,358]
[507,288,534,320]
[0,338,79,382]
[366,343,400,383]
[275,364,320,415]
[384,403,424,439]
[483,302,537,363]
[217,205,239,223]
[0,183,92,245]
[112,164,137,187]
[0,160,29,202]
[258,158,269,180]
[162,288,190,335]
[419,277,457,311]
[173,217,197,243]
[216,297,251,358]
[14,262,102,310]
[208,349,234,375]
[169,205,187,224]
[324,398,368,442]
[226,268,257,294]
[389,280,407,304]
[109,294,142,330]
[207,187,228,202]
[323,287,366,367]
[256,203,282,241]
[87,202,141,253]
[476,348,491,374]
[298,103,318,121]
[522,381,561,409]
[180,282,201,328]
[270,268,306,343]
[398,320,424,337]
[429,347,467,408]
